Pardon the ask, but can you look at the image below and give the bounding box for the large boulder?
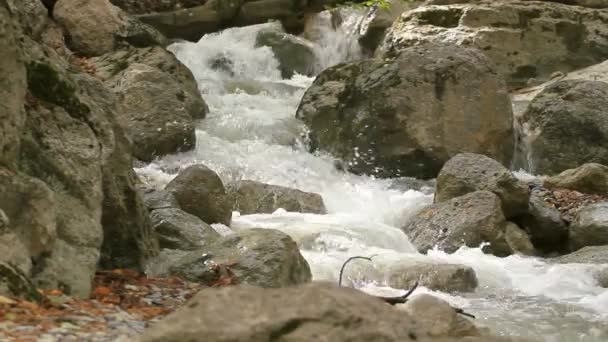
[54,0,165,56]
[89,47,208,161]
[254,23,316,79]
[296,43,513,179]
[0,4,158,298]
[435,153,529,218]
[386,260,478,292]
[141,282,524,342]
[515,194,568,253]
[146,229,311,287]
[231,180,327,215]
[569,202,608,251]
[544,163,608,195]
[106,63,196,161]
[515,80,608,175]
[165,165,233,226]
[378,1,608,88]
[403,191,512,256]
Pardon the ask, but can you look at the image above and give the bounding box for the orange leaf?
[94,286,112,296]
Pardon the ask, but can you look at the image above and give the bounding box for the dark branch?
[338,256,375,287]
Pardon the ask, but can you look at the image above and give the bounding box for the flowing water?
[136,10,608,342]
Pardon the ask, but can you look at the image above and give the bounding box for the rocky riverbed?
[2,0,608,341]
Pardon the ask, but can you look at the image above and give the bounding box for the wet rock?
[569,202,608,251]
[544,163,608,196]
[147,229,311,287]
[516,193,568,253]
[150,208,219,250]
[504,222,536,256]
[231,180,326,215]
[403,191,512,256]
[386,261,478,292]
[378,1,608,88]
[554,245,608,264]
[255,23,315,79]
[516,80,608,175]
[136,5,222,41]
[296,43,513,179]
[401,294,480,337]
[110,0,207,14]
[165,165,233,226]
[140,282,423,342]
[54,0,165,56]
[435,153,529,218]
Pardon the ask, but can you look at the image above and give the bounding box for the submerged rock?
[147,229,311,287]
[403,191,512,256]
[231,180,326,215]
[569,202,608,251]
[435,153,529,218]
[544,163,608,196]
[254,23,315,79]
[517,80,608,176]
[386,260,478,292]
[165,165,233,226]
[378,1,608,88]
[296,43,513,179]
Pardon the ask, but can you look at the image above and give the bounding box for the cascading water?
[136,10,608,342]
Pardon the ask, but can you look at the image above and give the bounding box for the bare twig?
[338,255,375,287]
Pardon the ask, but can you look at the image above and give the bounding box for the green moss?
[26,62,90,119]
[111,59,129,76]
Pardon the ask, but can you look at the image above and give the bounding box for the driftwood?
[338,255,475,318]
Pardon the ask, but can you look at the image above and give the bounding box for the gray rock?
[435,153,529,218]
[140,282,423,342]
[147,229,311,287]
[516,80,608,175]
[554,245,608,264]
[504,222,536,256]
[150,208,219,250]
[516,194,568,253]
[0,4,158,297]
[378,1,608,88]
[6,0,48,39]
[106,63,196,161]
[231,180,326,215]
[296,43,513,179]
[569,202,608,251]
[54,0,165,56]
[544,163,608,195]
[255,23,315,79]
[402,294,480,337]
[139,186,180,211]
[386,261,478,292]
[165,165,233,226]
[109,0,207,14]
[136,5,222,41]
[403,191,512,256]
[357,0,418,54]
[89,46,208,120]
